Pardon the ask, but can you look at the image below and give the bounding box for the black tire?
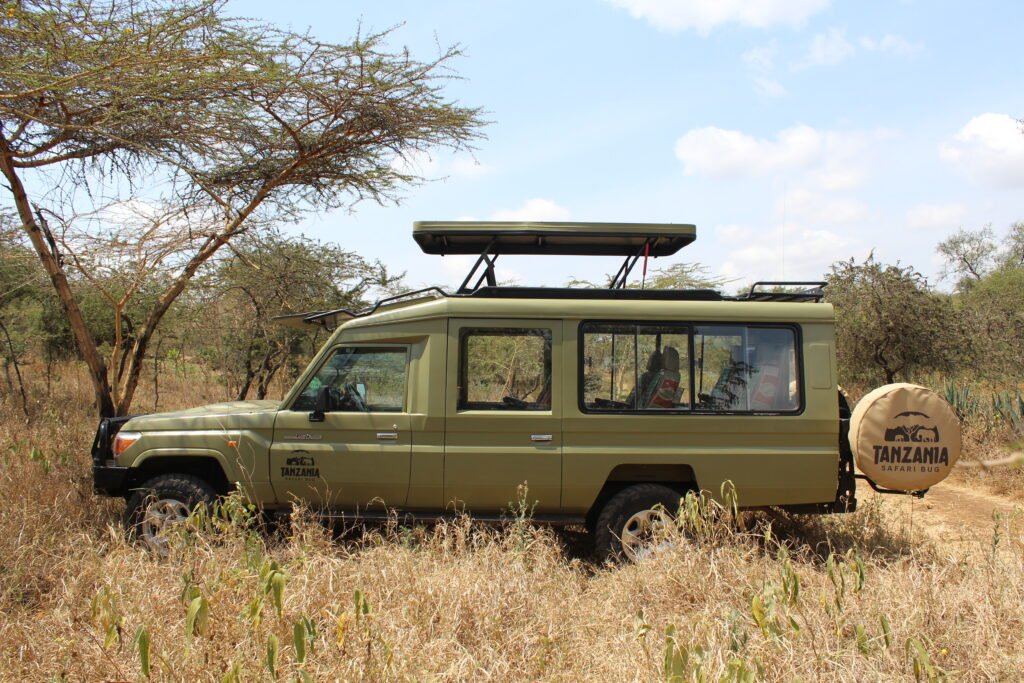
[593,483,683,562]
[124,473,216,549]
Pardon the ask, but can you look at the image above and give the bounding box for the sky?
[229,0,1024,292]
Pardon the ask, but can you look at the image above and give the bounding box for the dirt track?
[857,477,1022,550]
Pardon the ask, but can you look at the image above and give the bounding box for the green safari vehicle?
[91,222,932,558]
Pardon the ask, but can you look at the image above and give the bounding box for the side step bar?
[277,509,587,527]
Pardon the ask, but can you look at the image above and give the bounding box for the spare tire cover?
[849,383,960,491]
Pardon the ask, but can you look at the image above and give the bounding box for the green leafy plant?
[185,594,210,640]
[266,633,280,682]
[134,626,151,678]
[907,636,948,682]
[293,615,316,666]
[90,587,123,650]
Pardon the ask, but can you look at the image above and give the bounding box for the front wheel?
[124,474,216,552]
[593,483,682,562]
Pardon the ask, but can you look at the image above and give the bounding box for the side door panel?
[443,319,562,513]
[270,411,411,509]
[270,345,412,510]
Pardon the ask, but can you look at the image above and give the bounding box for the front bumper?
[91,415,138,497]
[93,464,130,496]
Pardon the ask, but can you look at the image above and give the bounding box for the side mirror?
[310,385,331,422]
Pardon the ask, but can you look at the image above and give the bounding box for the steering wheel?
[341,382,367,411]
[502,395,529,409]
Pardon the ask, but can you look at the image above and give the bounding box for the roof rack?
[414,221,696,292]
[737,281,827,303]
[272,287,447,330]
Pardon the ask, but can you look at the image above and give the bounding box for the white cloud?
[716,223,859,282]
[437,252,522,287]
[742,43,777,72]
[674,124,868,179]
[905,203,966,230]
[794,30,922,69]
[778,187,867,225]
[752,77,787,98]
[675,125,820,176]
[807,166,864,191]
[674,124,890,204]
[490,198,571,221]
[607,0,829,33]
[743,43,786,97]
[797,28,854,68]
[859,34,923,57]
[940,113,1024,187]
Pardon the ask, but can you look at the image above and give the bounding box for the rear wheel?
[593,483,682,562]
[124,473,216,552]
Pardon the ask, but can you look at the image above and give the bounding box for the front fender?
[133,447,233,471]
[128,446,266,501]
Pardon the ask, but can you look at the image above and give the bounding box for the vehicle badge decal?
[285,433,322,440]
[281,455,320,479]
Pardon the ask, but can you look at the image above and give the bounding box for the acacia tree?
[567,262,732,290]
[0,0,483,416]
[207,230,402,400]
[937,222,1024,290]
[0,216,40,416]
[826,255,967,385]
[937,223,1024,380]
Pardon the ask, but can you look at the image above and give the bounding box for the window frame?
[286,344,411,413]
[457,326,553,412]
[577,320,805,416]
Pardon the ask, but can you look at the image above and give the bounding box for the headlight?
[112,431,142,456]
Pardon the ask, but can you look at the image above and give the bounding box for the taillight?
[112,431,142,456]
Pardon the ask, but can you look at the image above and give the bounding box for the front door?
[443,319,562,513]
[271,345,412,511]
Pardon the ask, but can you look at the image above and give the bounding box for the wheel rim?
[138,497,190,552]
[620,508,673,560]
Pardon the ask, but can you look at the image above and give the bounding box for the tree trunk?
[153,337,162,412]
[0,136,114,417]
[255,349,285,400]
[0,318,30,419]
[114,189,269,415]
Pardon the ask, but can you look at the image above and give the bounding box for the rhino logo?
[286,455,315,467]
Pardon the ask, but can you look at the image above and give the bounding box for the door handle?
[376,432,399,441]
[530,434,553,443]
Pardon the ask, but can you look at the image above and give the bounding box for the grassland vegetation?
[2,370,1024,680]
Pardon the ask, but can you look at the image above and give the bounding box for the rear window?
[581,323,690,411]
[580,322,800,414]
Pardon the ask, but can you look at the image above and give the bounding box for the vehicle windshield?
[292,346,407,412]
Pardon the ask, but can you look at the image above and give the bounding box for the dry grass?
[2,365,1024,681]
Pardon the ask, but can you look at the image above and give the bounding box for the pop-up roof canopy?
[413,221,696,257]
[415,221,696,292]
[272,221,825,330]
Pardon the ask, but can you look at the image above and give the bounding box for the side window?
[292,347,407,413]
[694,326,800,412]
[459,328,552,410]
[693,327,747,411]
[581,323,690,411]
